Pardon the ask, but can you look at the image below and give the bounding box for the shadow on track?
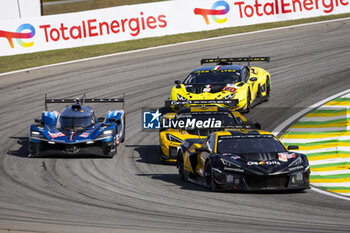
[125,144,171,165]
[7,137,29,157]
[126,144,309,194]
[137,173,208,192]
[7,136,113,159]
[137,173,308,194]
[140,171,309,194]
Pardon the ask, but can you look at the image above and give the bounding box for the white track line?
[312,182,350,186]
[1,17,350,77]
[300,116,349,122]
[282,136,350,143]
[309,158,350,166]
[285,127,348,132]
[310,186,350,200]
[311,170,350,175]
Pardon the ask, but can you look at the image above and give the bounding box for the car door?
[244,66,259,100]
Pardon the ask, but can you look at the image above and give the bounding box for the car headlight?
[97,129,114,140]
[103,130,113,135]
[177,94,187,101]
[220,158,241,168]
[30,131,45,139]
[220,158,244,172]
[288,157,302,168]
[166,134,182,143]
[222,93,236,100]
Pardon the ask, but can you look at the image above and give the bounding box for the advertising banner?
[0,0,41,20]
[0,0,349,56]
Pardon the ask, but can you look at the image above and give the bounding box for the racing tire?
[104,147,116,158]
[294,188,308,192]
[242,90,251,113]
[204,161,218,191]
[177,152,188,181]
[256,84,262,98]
[264,76,270,102]
[159,106,173,114]
[121,114,125,143]
[104,129,119,158]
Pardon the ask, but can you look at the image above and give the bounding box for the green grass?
[42,0,66,2]
[1,13,350,74]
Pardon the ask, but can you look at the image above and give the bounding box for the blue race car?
[29,95,125,157]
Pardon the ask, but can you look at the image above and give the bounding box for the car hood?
[180,83,241,97]
[43,125,102,143]
[185,84,228,94]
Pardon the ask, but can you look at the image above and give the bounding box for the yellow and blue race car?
[177,128,310,191]
[159,104,247,163]
[169,57,271,112]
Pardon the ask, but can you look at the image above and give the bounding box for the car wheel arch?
[204,158,212,177]
[177,149,183,168]
[204,158,218,191]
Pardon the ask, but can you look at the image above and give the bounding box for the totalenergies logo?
[194,1,230,25]
[0,24,36,48]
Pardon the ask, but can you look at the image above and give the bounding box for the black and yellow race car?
[169,57,271,112]
[159,104,247,163]
[177,128,310,191]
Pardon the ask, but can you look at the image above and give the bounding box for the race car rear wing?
[201,57,270,66]
[44,94,125,110]
[165,99,238,107]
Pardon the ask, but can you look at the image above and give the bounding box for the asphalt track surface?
[1,19,350,233]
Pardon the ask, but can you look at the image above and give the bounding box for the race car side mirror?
[287,145,299,150]
[108,118,117,123]
[108,118,121,125]
[249,77,257,82]
[34,119,43,124]
[195,147,210,153]
[242,121,261,130]
[175,80,181,88]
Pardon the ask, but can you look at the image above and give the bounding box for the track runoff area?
[279,91,350,198]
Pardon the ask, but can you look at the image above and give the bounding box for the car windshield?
[59,116,93,129]
[175,112,238,126]
[217,136,287,154]
[184,71,241,84]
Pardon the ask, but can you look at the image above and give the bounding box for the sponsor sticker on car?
[247,161,281,166]
[80,132,90,138]
[278,152,296,162]
[49,132,65,138]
